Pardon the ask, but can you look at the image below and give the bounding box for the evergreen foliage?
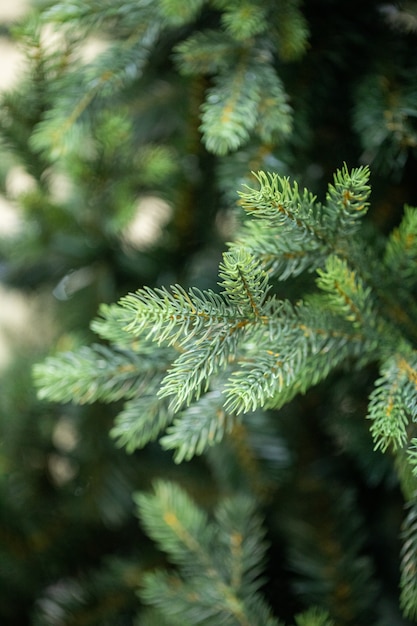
[2,0,417,625]
[33,164,417,622]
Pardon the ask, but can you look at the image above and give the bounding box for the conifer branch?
[200,58,262,155]
[157,338,237,412]
[156,0,205,27]
[110,393,174,453]
[233,165,371,280]
[135,481,280,626]
[174,30,236,76]
[254,65,292,143]
[367,352,417,452]
[120,285,239,347]
[90,302,143,348]
[160,388,236,462]
[316,255,376,331]
[218,248,270,316]
[33,344,165,404]
[384,205,417,290]
[400,499,417,619]
[295,607,335,626]
[31,20,161,157]
[6,1,417,622]
[219,1,269,41]
[270,0,309,61]
[324,163,371,235]
[224,307,370,415]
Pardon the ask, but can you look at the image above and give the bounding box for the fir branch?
[213,492,270,594]
[367,353,417,452]
[33,344,164,404]
[315,255,376,331]
[219,248,270,317]
[156,0,206,27]
[136,481,281,626]
[353,70,417,173]
[406,438,417,477]
[30,22,161,158]
[270,0,309,61]
[110,393,174,453]
[135,480,214,569]
[120,285,243,347]
[323,163,371,236]
[139,571,203,626]
[384,205,417,289]
[400,499,417,620]
[237,170,318,228]
[43,0,155,32]
[285,488,379,622]
[200,63,261,155]
[225,331,366,415]
[160,388,237,462]
[234,166,371,281]
[157,336,238,412]
[295,607,335,626]
[219,2,269,41]
[254,64,292,143]
[174,30,236,76]
[90,302,146,349]
[229,220,327,279]
[234,170,327,278]
[121,248,271,351]
[116,250,274,411]
[224,299,371,414]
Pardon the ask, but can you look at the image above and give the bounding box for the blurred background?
[0,0,29,370]
[1,1,417,625]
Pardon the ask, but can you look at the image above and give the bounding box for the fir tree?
[1,1,417,625]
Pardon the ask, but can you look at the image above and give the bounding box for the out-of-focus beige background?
[0,0,34,369]
[0,2,173,369]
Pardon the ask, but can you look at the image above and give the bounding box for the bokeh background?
[1,1,417,625]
